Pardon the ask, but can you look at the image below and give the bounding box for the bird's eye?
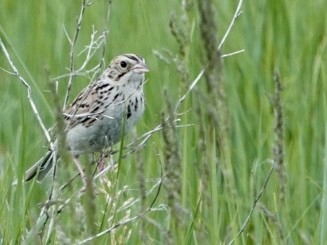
[120,61,127,68]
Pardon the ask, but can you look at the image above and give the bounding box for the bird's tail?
[25,151,55,181]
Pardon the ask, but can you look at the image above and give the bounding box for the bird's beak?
[133,62,149,74]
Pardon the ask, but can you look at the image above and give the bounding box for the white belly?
[66,93,144,155]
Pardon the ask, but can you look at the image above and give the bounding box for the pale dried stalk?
[174,69,205,112]
[218,0,244,50]
[63,0,89,109]
[55,28,107,82]
[221,49,245,58]
[0,38,53,150]
[78,211,144,244]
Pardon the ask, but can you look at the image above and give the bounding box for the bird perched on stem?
[25,53,149,181]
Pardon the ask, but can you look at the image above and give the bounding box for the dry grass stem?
[218,0,244,50]
[0,38,53,149]
[221,49,245,58]
[63,0,89,109]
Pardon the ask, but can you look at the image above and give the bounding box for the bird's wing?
[64,82,105,128]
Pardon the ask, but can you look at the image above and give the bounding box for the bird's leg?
[97,148,111,172]
[72,156,87,189]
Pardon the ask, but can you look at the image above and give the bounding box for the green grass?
[0,0,327,244]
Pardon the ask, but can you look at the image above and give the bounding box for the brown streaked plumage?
[25,54,149,181]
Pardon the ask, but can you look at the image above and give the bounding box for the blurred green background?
[0,0,327,244]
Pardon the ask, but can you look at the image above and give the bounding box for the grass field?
[1,0,327,244]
